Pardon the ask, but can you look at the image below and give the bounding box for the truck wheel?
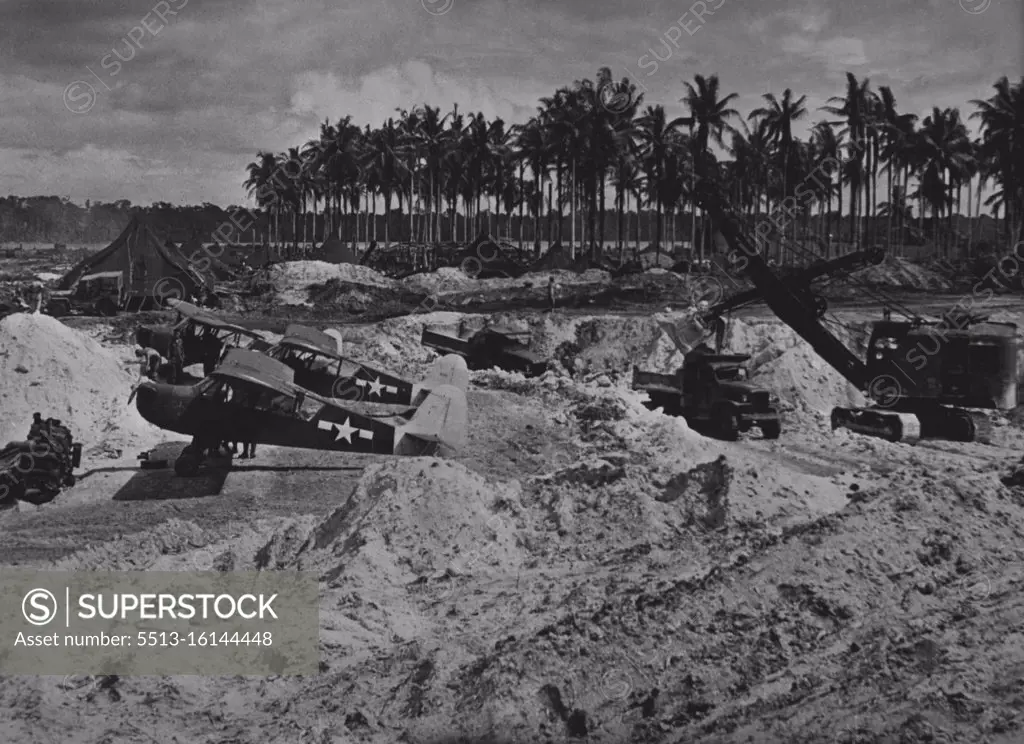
[717,407,741,441]
[761,420,781,440]
[96,297,117,316]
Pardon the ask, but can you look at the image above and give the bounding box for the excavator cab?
[866,320,1017,410]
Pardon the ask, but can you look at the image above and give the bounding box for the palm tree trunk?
[570,159,576,259]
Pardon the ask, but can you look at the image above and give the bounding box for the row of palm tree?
[243,70,1023,265]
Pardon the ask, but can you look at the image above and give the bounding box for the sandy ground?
[3,287,1024,742]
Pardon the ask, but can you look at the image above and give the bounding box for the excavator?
[677,172,1018,444]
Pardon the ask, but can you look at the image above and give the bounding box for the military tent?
[58,215,208,306]
[179,237,237,281]
[318,237,357,264]
[525,242,602,274]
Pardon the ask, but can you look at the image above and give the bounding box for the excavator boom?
[703,193,872,390]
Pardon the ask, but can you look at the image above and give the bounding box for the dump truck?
[421,325,548,377]
[632,348,781,440]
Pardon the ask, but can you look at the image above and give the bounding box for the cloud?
[780,35,868,71]
[0,0,1019,205]
[289,61,545,129]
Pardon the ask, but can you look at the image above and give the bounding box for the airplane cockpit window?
[198,378,225,399]
[252,387,296,415]
[195,377,219,397]
[297,395,323,421]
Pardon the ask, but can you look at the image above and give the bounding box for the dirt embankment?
[3,307,1024,743]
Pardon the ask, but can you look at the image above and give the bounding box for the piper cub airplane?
[134,348,468,476]
[269,324,469,406]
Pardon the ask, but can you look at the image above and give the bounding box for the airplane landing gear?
[174,444,202,477]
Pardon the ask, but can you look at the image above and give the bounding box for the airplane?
[135,299,273,373]
[133,348,468,476]
[268,324,469,405]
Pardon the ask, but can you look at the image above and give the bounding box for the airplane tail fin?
[395,383,467,455]
[410,355,469,407]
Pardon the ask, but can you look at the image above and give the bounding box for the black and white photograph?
[0,0,1022,741]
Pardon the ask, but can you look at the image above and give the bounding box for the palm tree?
[243,151,281,247]
[809,121,842,256]
[750,88,808,262]
[365,118,406,250]
[681,74,740,260]
[635,105,689,264]
[513,117,549,255]
[916,107,973,257]
[971,77,1024,247]
[874,87,918,256]
[823,73,872,246]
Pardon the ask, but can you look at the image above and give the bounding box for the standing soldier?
[135,346,162,381]
[168,329,185,384]
[547,275,557,312]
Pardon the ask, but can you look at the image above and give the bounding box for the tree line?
[242,69,1023,264]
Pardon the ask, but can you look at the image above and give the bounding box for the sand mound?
[401,266,476,294]
[0,312,165,453]
[265,459,527,585]
[853,256,953,290]
[267,261,397,305]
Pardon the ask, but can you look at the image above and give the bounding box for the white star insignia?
[367,377,384,397]
[332,417,357,443]
[317,417,373,444]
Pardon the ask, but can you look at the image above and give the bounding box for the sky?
[0,0,1020,208]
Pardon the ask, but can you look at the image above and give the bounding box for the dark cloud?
[0,0,1019,205]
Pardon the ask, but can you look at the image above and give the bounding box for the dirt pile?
[266,261,397,305]
[852,256,954,290]
[0,312,165,454]
[338,310,873,423]
[266,458,527,580]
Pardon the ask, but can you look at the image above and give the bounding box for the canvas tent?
[318,237,357,265]
[58,215,209,306]
[179,237,237,281]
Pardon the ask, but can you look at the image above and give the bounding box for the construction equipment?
[634,249,884,438]
[269,324,469,405]
[421,324,548,377]
[686,173,1017,443]
[0,413,83,507]
[134,349,467,476]
[46,271,126,317]
[633,347,781,440]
